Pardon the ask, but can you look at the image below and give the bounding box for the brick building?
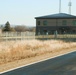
[35,13,76,35]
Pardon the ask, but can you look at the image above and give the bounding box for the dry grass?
[0,40,76,65]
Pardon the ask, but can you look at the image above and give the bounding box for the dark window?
[38,21,40,25]
[73,20,76,25]
[62,20,67,25]
[43,21,47,25]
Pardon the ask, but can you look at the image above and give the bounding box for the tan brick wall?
[36,19,76,26]
[36,19,57,26]
[57,19,76,26]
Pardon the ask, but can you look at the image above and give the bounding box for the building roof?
[35,13,76,19]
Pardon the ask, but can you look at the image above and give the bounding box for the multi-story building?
[35,13,76,35]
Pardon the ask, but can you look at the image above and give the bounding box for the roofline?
[35,17,76,19]
[35,13,76,19]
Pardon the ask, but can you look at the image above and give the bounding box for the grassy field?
[0,40,76,65]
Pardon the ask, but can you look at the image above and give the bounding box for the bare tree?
[28,27,36,32]
[14,25,27,32]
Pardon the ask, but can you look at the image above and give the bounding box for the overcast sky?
[0,0,76,26]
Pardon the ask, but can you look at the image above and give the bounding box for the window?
[62,20,67,25]
[43,21,47,25]
[73,20,76,25]
[38,21,40,25]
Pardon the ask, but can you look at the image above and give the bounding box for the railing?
[0,32,76,41]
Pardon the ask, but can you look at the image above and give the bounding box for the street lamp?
[68,0,72,14]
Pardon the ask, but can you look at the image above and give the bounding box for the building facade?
[35,13,76,35]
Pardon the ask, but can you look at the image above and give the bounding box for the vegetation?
[14,25,27,32]
[2,21,15,32]
[0,40,76,65]
[2,21,35,32]
[14,25,36,32]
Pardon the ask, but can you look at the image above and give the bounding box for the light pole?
[59,0,61,13]
[68,0,72,14]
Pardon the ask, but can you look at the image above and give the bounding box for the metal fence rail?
[0,32,76,41]
[0,32,35,41]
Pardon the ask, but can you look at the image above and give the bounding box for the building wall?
[36,18,76,35]
[57,19,76,26]
[36,18,76,26]
[36,19,57,26]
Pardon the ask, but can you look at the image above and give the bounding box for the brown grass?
[0,40,76,65]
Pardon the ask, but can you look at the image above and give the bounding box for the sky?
[0,0,76,26]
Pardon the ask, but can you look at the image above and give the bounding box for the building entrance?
[43,30,48,35]
[59,27,70,34]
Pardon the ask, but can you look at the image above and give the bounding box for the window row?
[37,20,76,26]
[38,21,47,25]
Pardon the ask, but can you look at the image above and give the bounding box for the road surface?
[1,51,76,75]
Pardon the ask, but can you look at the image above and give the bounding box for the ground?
[0,47,76,72]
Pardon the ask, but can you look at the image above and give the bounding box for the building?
[35,13,76,35]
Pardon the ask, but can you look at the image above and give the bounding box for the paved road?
[1,51,76,75]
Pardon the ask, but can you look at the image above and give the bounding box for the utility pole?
[59,0,61,13]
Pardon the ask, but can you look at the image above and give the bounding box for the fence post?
[16,32,17,41]
[0,32,2,41]
[54,30,58,39]
[5,32,8,42]
[21,32,23,41]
